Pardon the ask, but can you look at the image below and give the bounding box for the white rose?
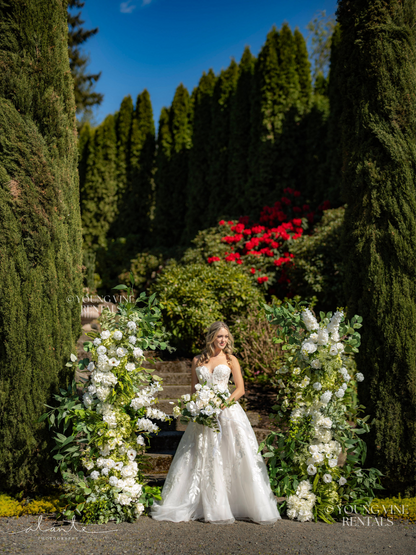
[356,372,364,382]
[311,359,322,369]
[113,330,123,340]
[128,336,137,345]
[108,357,120,367]
[313,382,322,391]
[194,384,202,391]
[329,345,338,356]
[133,347,144,359]
[126,363,136,372]
[320,390,332,404]
[322,473,332,483]
[90,471,100,480]
[109,476,119,487]
[182,394,191,402]
[339,477,347,486]
[136,435,145,446]
[97,345,107,355]
[93,338,101,346]
[335,388,345,398]
[307,464,317,475]
[114,461,124,471]
[127,321,137,331]
[292,367,301,375]
[341,383,348,390]
[302,342,317,355]
[101,467,109,476]
[116,347,127,357]
[127,449,137,461]
[328,458,338,468]
[101,330,111,340]
[336,342,344,353]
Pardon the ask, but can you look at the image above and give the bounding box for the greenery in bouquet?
[39,276,174,523]
[260,301,383,523]
[172,383,236,431]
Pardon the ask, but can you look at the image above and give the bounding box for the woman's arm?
[228,355,245,403]
[191,356,199,394]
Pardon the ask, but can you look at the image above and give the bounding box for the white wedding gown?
[151,364,281,524]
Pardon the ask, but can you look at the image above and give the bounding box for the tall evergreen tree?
[109,95,133,238]
[80,114,118,249]
[184,70,217,242]
[154,85,192,247]
[78,121,92,198]
[246,27,281,215]
[338,0,416,491]
[0,0,82,489]
[207,60,239,225]
[294,28,312,104]
[67,0,103,120]
[125,89,155,243]
[153,107,173,246]
[227,48,255,216]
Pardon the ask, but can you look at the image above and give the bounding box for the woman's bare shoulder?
[228,354,240,366]
[192,354,203,365]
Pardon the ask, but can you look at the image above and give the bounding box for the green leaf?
[113,284,128,290]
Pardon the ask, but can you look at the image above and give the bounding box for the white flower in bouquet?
[136,435,146,446]
[296,480,312,496]
[322,473,332,483]
[133,347,144,359]
[330,330,340,342]
[103,413,117,428]
[309,333,319,342]
[336,342,344,353]
[339,477,347,486]
[341,383,348,390]
[146,407,168,421]
[317,328,329,345]
[87,384,97,394]
[116,493,132,505]
[307,464,317,475]
[108,357,120,367]
[96,386,111,401]
[173,406,181,418]
[99,444,111,456]
[109,476,119,487]
[113,330,123,340]
[101,467,109,476]
[311,452,324,464]
[101,330,111,340]
[292,367,301,375]
[326,311,344,334]
[356,372,364,382]
[90,471,100,480]
[121,462,138,478]
[298,509,314,522]
[329,345,338,356]
[299,377,310,388]
[335,388,345,399]
[93,338,101,347]
[88,361,96,371]
[137,417,159,433]
[311,359,322,369]
[329,440,342,455]
[302,309,319,331]
[291,408,304,420]
[202,405,216,416]
[320,390,332,404]
[127,321,137,331]
[186,401,198,416]
[125,363,136,372]
[328,458,338,468]
[128,336,137,345]
[84,460,94,470]
[182,394,191,402]
[194,384,202,391]
[97,345,107,355]
[319,417,332,429]
[127,449,137,461]
[116,347,128,357]
[313,382,322,391]
[83,393,93,408]
[308,444,320,454]
[135,502,145,515]
[113,461,124,471]
[97,354,109,366]
[315,428,332,442]
[302,341,317,355]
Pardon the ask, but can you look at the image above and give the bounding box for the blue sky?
[74,0,338,126]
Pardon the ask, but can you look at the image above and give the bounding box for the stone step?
[148,431,184,453]
[157,372,192,385]
[156,385,191,400]
[142,360,191,374]
[145,453,174,473]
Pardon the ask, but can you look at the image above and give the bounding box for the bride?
[151,321,281,524]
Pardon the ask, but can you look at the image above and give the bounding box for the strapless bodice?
[196,364,231,389]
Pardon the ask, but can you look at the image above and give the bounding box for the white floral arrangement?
[172,383,235,431]
[41,284,173,523]
[262,302,382,523]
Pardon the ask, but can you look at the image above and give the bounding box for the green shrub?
[118,252,164,290]
[287,207,345,310]
[151,262,264,354]
[181,225,229,265]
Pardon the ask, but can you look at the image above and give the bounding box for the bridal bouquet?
[172,383,235,432]
[261,302,383,523]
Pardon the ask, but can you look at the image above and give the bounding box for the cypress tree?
[184,70,216,242]
[154,85,192,247]
[0,0,82,488]
[109,95,133,238]
[153,107,173,247]
[246,27,281,215]
[293,28,312,105]
[125,89,156,243]
[338,0,416,491]
[207,60,239,225]
[80,114,118,250]
[227,47,255,216]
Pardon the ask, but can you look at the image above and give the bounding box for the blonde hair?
[199,321,234,365]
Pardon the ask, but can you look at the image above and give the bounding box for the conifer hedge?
[0,0,83,489]
[338,0,416,492]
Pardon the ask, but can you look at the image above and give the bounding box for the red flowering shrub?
[203,188,328,293]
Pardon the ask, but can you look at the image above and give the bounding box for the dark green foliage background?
[0,0,83,489]
[338,0,416,492]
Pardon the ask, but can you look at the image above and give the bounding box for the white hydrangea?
[335,388,345,399]
[314,428,332,443]
[127,321,137,331]
[90,471,100,480]
[135,502,145,515]
[356,372,364,382]
[320,390,332,404]
[137,417,159,433]
[133,347,144,359]
[317,328,329,346]
[341,383,348,390]
[103,412,117,428]
[116,493,132,506]
[113,330,123,340]
[128,336,137,345]
[311,359,322,369]
[326,311,344,334]
[302,341,317,355]
[302,309,319,331]
[96,386,111,401]
[101,330,111,340]
[146,407,168,421]
[83,393,93,408]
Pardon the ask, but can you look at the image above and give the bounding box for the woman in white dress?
[151,321,281,524]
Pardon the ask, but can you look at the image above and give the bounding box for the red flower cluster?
[207,256,221,264]
[257,276,269,284]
